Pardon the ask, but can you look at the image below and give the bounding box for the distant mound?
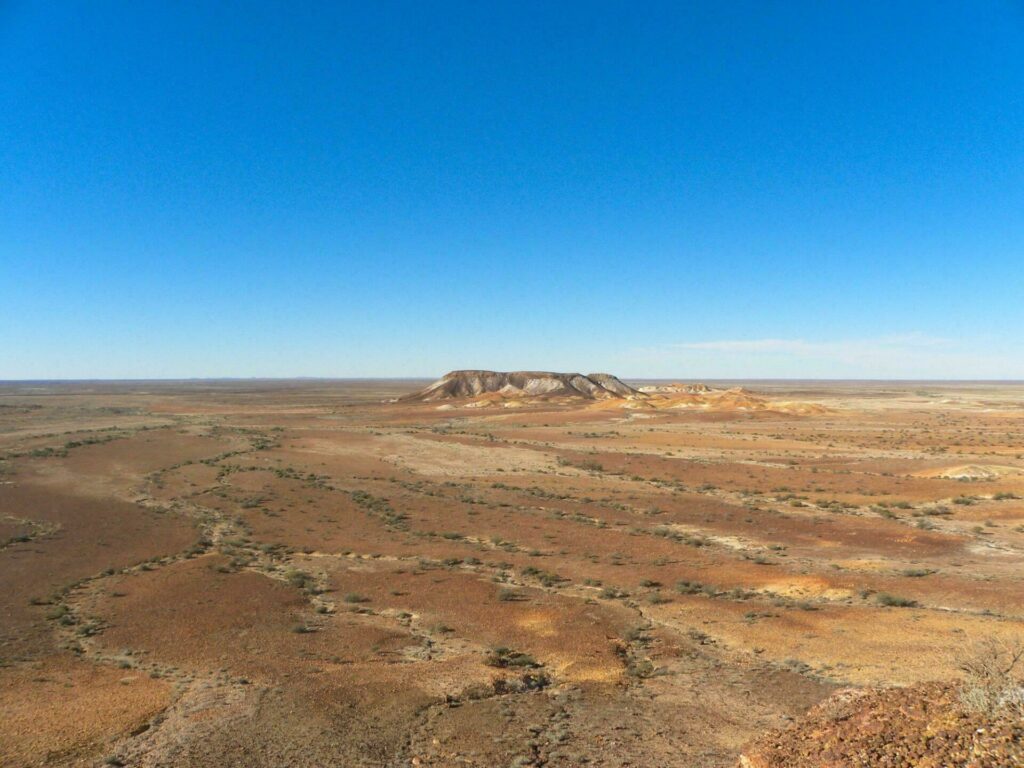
[404,370,642,403]
[638,382,712,394]
[640,386,768,411]
[635,385,828,415]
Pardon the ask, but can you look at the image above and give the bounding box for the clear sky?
[2,1,1023,380]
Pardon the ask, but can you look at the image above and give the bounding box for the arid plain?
[2,377,1023,767]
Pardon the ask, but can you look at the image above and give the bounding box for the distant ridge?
[403,370,641,402]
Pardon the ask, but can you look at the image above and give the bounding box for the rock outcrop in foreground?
[404,370,641,402]
[737,682,1023,768]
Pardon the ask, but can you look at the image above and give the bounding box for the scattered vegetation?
[958,638,1024,717]
[875,593,918,608]
[485,646,541,669]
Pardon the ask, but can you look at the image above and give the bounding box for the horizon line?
[3,376,1024,385]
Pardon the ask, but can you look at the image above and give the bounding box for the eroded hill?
[406,370,825,414]
[403,370,642,402]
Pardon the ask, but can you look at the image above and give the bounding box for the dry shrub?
[957,637,1024,717]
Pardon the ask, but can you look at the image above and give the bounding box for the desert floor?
[2,379,1023,767]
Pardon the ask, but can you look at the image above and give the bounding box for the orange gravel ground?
[1,379,1022,766]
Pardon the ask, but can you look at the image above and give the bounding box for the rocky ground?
[738,682,1024,768]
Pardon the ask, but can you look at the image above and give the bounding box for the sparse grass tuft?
[875,593,918,608]
[957,637,1024,717]
[485,646,540,669]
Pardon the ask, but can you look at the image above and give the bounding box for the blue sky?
[2,1,1022,379]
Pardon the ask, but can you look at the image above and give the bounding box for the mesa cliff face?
[401,370,826,414]
[403,370,641,402]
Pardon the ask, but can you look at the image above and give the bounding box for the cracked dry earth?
[1,380,1023,767]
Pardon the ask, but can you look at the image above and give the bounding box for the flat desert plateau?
[2,377,1023,767]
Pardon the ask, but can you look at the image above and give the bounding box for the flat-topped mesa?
[404,370,642,402]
